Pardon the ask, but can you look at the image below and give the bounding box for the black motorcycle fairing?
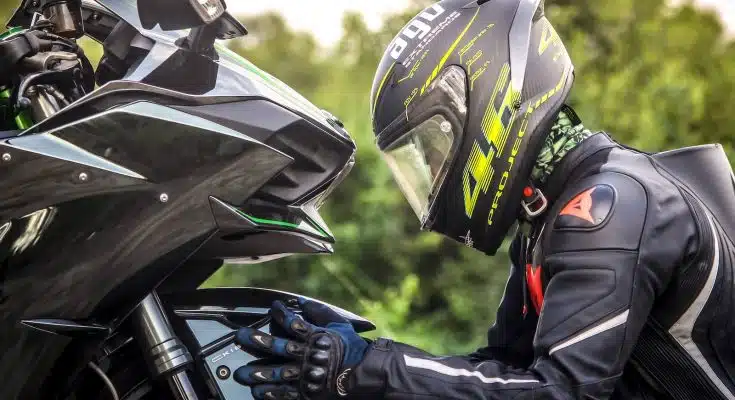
[0,100,295,400]
[23,81,247,136]
[174,100,356,204]
[1,2,359,398]
[12,86,351,256]
[20,89,353,244]
[26,80,350,147]
[19,35,348,147]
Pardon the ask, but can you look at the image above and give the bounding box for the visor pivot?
[440,121,452,133]
[521,185,548,219]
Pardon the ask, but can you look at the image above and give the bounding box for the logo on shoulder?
[555,185,615,230]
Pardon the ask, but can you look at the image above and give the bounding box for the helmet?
[371,0,573,254]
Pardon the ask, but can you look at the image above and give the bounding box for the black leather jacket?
[346,133,735,399]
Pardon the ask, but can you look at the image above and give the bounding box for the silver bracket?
[521,188,548,219]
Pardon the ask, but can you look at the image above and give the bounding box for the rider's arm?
[467,237,538,369]
[345,173,697,399]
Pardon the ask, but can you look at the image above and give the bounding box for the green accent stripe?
[237,210,300,229]
[236,210,329,238]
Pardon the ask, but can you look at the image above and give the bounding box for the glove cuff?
[343,338,394,396]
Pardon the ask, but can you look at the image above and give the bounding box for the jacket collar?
[539,132,618,207]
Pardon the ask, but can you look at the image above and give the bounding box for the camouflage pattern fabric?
[532,109,594,185]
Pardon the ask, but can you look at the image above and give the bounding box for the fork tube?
[132,291,200,400]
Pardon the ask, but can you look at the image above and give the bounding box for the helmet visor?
[379,66,468,221]
[382,114,458,220]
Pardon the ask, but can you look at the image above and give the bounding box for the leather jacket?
[345,133,735,399]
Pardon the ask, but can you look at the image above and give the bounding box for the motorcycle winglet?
[20,318,110,338]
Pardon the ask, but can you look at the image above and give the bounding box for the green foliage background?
[0,1,733,355]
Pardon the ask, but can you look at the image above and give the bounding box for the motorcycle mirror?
[137,0,227,31]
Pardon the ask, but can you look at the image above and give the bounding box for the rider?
[233,0,735,399]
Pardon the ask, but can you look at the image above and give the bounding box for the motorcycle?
[0,0,373,399]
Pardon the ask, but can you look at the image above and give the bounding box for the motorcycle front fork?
[132,291,201,400]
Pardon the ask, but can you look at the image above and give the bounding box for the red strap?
[525,264,544,315]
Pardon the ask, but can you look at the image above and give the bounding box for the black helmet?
[371,0,573,254]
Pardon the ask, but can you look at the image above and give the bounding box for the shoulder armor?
[546,172,647,254]
[554,184,616,231]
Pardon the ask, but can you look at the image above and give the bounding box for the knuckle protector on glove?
[300,331,346,399]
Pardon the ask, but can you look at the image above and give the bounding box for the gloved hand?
[234,299,369,400]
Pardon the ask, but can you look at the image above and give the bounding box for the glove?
[234,299,369,400]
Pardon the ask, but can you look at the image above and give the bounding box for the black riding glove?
[234,299,369,400]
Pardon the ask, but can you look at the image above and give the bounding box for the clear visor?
[380,66,467,221]
[383,114,458,220]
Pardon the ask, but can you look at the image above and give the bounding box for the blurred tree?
[550,0,735,158]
